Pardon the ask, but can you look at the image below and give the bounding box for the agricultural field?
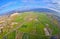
[0,12,60,39]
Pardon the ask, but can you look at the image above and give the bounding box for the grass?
[7,31,16,39]
[0,12,59,39]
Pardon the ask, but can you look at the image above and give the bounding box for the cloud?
[0,2,16,10]
[21,0,41,4]
[46,7,60,13]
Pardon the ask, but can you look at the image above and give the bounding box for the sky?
[0,0,60,14]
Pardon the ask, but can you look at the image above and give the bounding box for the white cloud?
[0,2,16,10]
[46,7,60,13]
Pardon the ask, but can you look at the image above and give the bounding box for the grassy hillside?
[0,12,60,39]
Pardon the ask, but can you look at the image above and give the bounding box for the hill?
[0,8,59,16]
[0,12,59,39]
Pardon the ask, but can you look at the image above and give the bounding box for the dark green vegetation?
[0,12,60,39]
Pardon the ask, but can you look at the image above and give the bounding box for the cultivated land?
[0,12,60,39]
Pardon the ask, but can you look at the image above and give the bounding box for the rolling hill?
[0,8,59,16]
[0,12,60,39]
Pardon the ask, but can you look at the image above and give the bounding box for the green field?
[0,12,60,39]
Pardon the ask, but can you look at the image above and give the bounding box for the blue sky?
[0,0,60,14]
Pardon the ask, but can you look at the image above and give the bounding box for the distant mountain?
[0,8,59,16]
[20,8,59,13]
